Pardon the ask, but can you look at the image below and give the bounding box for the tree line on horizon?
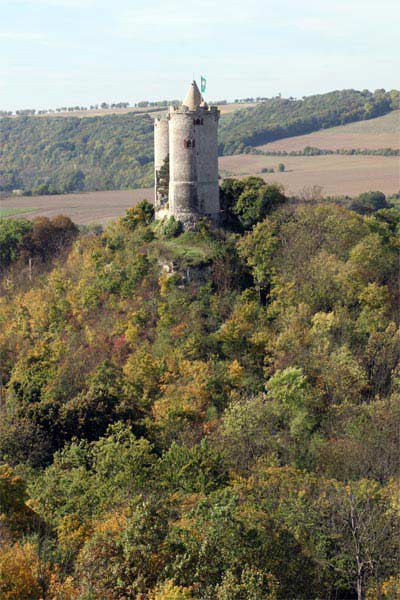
[0,88,398,196]
[0,100,178,118]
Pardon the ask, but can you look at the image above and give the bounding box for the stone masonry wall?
[154,101,220,227]
[196,107,219,220]
[169,110,198,219]
[154,117,169,209]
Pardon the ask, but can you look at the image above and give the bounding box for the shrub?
[120,200,154,230]
[158,216,184,238]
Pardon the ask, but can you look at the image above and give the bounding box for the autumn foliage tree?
[0,191,398,599]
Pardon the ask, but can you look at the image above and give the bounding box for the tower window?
[183,139,195,148]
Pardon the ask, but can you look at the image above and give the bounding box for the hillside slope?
[218,89,399,154]
[0,112,154,193]
[257,110,400,152]
[1,88,398,194]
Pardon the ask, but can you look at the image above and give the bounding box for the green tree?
[350,191,391,215]
[167,488,316,599]
[120,200,154,230]
[157,154,170,203]
[244,467,399,600]
[220,177,286,231]
[234,178,286,230]
[0,218,32,268]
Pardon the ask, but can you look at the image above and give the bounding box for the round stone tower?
[154,80,220,228]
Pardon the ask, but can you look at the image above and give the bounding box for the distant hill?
[218,89,399,154]
[0,113,154,193]
[1,89,398,194]
[256,110,400,153]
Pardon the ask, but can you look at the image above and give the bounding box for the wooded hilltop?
[0,178,399,599]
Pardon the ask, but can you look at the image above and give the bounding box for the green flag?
[201,76,206,93]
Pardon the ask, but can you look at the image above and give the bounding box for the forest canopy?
[0,186,399,599]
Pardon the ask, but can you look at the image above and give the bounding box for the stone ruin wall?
[154,117,169,211]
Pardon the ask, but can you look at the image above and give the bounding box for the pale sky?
[1,0,399,111]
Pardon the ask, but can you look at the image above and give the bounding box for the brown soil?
[1,189,153,225]
[257,111,400,152]
[219,154,400,196]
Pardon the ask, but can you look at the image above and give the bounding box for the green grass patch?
[151,231,219,267]
[0,207,35,218]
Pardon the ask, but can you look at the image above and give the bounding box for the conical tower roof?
[182,80,203,110]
